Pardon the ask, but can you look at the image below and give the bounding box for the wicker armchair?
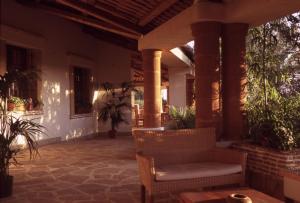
[133,128,247,203]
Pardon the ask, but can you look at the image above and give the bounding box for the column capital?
[141,49,162,58]
[191,21,222,37]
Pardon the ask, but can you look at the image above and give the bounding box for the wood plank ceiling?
[17,0,194,84]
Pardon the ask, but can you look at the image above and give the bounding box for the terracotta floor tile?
[2,136,176,203]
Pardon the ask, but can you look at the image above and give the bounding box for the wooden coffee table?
[179,187,283,203]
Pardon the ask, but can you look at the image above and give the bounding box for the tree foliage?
[246,13,300,150]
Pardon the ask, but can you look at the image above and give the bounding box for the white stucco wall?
[168,67,192,108]
[0,0,132,141]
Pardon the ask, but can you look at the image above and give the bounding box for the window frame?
[2,41,43,113]
[68,53,95,119]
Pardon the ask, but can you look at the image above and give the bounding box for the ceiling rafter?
[35,4,140,39]
[95,0,147,19]
[55,0,142,35]
[91,1,139,24]
[138,0,178,26]
[82,26,138,50]
[143,0,193,32]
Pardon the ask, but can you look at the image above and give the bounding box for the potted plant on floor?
[0,69,45,198]
[97,82,136,138]
[0,116,44,197]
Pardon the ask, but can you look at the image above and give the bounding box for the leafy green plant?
[98,81,137,138]
[7,97,25,106]
[166,106,195,129]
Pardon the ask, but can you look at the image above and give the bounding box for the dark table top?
[179,187,283,203]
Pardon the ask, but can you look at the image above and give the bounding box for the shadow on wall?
[34,79,96,142]
[41,80,62,137]
[12,80,62,145]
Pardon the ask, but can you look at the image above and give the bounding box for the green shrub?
[166,106,195,129]
[246,92,300,151]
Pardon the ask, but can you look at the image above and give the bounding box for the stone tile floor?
[2,135,176,203]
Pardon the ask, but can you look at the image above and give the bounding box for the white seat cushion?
[155,162,242,181]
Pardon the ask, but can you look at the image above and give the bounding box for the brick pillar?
[222,23,249,140]
[142,49,162,128]
[191,22,221,128]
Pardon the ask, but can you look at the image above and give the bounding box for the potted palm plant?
[98,82,135,138]
[0,116,44,197]
[0,69,45,198]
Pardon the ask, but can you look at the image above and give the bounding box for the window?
[72,66,92,115]
[6,44,40,109]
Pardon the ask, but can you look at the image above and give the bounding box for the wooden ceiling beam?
[138,0,178,26]
[96,0,145,18]
[82,26,138,51]
[92,1,138,24]
[55,0,142,35]
[36,4,140,39]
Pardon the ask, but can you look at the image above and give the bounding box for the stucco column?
[222,23,249,140]
[191,21,221,128]
[142,49,162,128]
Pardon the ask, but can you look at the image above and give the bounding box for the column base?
[144,113,162,128]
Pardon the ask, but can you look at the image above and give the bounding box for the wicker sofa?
[133,128,247,203]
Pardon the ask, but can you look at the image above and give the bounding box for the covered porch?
[1,0,300,203]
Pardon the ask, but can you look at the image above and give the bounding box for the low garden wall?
[232,143,300,199]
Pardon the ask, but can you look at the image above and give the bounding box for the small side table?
[179,187,283,203]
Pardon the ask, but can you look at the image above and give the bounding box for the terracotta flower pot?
[7,103,15,111]
[226,193,252,203]
[0,175,13,198]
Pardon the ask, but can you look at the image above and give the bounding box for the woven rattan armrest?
[211,147,247,183]
[211,147,247,165]
[136,152,156,188]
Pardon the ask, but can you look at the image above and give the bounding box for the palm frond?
[97,81,140,132]
[0,115,45,176]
